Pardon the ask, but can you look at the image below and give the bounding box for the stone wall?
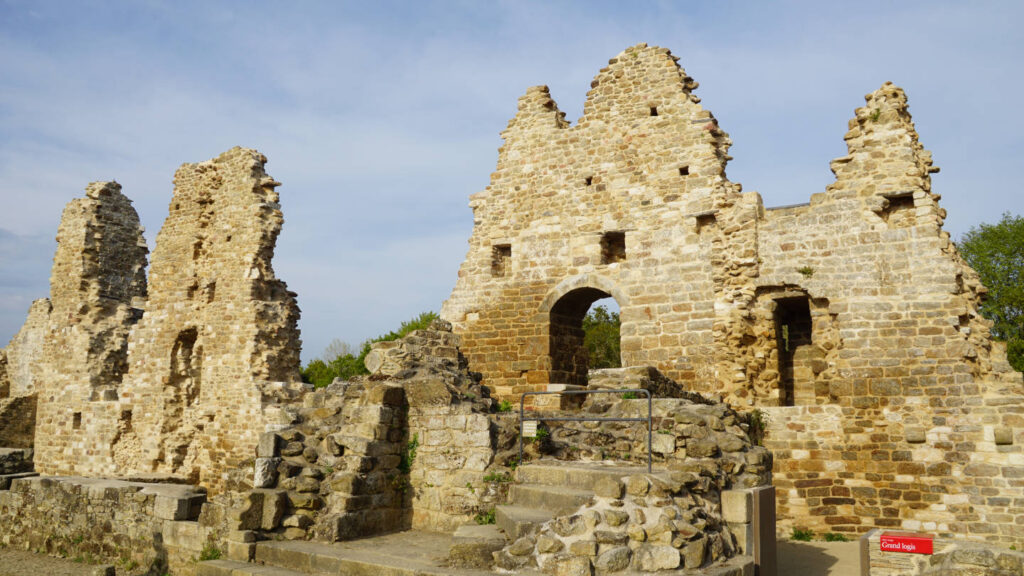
[0,396,36,449]
[28,181,149,475]
[442,43,1024,542]
[0,476,213,576]
[0,299,51,399]
[863,529,1024,576]
[108,147,304,493]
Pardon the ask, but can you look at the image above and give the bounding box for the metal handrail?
[519,388,653,473]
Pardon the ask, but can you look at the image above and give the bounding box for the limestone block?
[253,457,280,488]
[595,546,631,571]
[721,490,753,524]
[635,544,680,571]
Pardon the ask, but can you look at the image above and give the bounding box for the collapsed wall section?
[112,147,303,492]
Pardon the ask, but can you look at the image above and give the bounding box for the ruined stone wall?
[442,44,743,400]
[0,476,213,576]
[0,299,51,399]
[30,182,149,474]
[444,44,1024,543]
[110,147,303,493]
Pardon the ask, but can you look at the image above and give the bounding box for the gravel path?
[0,548,112,576]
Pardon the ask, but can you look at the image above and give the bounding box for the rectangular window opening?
[649,106,659,117]
[491,244,511,277]
[696,213,717,234]
[585,176,593,187]
[679,166,690,176]
[72,412,82,430]
[601,232,626,264]
[880,193,917,227]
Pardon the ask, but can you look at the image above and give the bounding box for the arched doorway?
[549,287,621,385]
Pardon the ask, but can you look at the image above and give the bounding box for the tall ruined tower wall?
[112,147,302,492]
[444,44,1024,543]
[31,182,149,473]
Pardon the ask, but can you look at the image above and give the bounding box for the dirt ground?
[778,539,862,575]
[0,548,113,576]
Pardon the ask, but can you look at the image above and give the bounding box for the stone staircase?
[198,460,757,575]
[499,460,653,537]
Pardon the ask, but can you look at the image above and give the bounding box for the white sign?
[522,421,538,438]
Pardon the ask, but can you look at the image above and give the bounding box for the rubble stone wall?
[443,43,1024,542]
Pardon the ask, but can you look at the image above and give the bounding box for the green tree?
[583,304,621,369]
[300,311,440,387]
[958,212,1024,372]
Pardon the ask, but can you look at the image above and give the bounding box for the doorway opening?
[549,288,621,385]
[775,296,812,406]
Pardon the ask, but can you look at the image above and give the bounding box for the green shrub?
[497,399,514,413]
[474,508,496,525]
[398,433,419,474]
[300,311,439,387]
[791,527,814,542]
[824,532,849,542]
[199,543,222,561]
[483,471,512,483]
[621,391,639,399]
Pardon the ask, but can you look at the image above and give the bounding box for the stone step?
[197,559,306,576]
[0,472,37,490]
[252,532,499,575]
[508,483,594,515]
[495,505,554,539]
[448,523,506,568]
[516,461,654,491]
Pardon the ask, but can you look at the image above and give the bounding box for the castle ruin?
[0,42,1020,575]
[442,44,1024,542]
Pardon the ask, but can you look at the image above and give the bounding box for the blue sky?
[1,1,1022,363]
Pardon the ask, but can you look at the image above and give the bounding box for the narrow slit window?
[491,244,511,277]
[72,412,82,430]
[585,176,593,187]
[601,232,626,264]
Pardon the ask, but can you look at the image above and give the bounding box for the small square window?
[679,166,689,176]
[601,232,626,264]
[650,106,659,117]
[491,244,511,277]
[585,176,593,186]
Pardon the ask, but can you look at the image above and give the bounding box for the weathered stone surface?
[595,546,631,571]
[594,476,624,499]
[635,544,681,571]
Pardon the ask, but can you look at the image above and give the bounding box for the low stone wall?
[541,395,772,490]
[0,476,215,576]
[862,529,1024,575]
[496,474,759,573]
[0,395,36,448]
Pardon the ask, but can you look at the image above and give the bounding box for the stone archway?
[541,274,628,386]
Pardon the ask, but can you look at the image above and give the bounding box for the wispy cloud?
[1,0,1021,360]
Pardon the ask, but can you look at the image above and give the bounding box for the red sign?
[880,532,934,555]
